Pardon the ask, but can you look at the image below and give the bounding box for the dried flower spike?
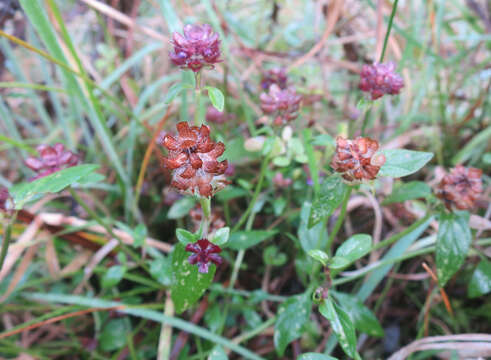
[359,62,404,100]
[436,165,483,210]
[170,24,221,73]
[331,136,385,182]
[161,122,228,197]
[260,84,302,126]
[261,68,288,90]
[24,143,79,180]
[185,238,222,273]
[0,187,12,212]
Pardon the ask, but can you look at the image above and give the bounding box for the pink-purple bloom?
[185,238,222,273]
[24,143,79,180]
[170,24,221,72]
[260,84,302,126]
[261,68,288,90]
[359,62,404,100]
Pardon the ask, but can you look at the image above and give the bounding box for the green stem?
[379,0,399,62]
[194,71,202,126]
[68,188,150,273]
[0,211,18,273]
[199,197,211,237]
[326,187,353,255]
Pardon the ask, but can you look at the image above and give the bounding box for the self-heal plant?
[359,62,404,100]
[331,136,386,182]
[24,143,79,180]
[169,24,221,73]
[185,238,223,274]
[261,67,288,90]
[436,165,483,210]
[160,122,228,198]
[260,84,302,126]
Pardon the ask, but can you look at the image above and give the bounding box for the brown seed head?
[436,165,483,210]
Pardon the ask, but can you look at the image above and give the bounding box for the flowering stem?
[326,186,353,254]
[199,197,211,237]
[0,211,18,273]
[379,0,399,62]
[194,71,202,126]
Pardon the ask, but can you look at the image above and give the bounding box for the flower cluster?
[24,143,79,180]
[436,165,483,210]
[260,84,302,126]
[359,62,404,100]
[185,238,222,273]
[205,106,236,125]
[169,24,221,73]
[0,187,12,213]
[261,68,288,90]
[273,172,292,188]
[161,122,228,197]
[331,136,386,182]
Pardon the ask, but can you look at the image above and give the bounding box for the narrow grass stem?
[199,197,211,237]
[0,211,18,273]
[379,0,399,62]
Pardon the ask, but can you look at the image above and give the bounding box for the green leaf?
[149,256,172,286]
[176,228,198,245]
[468,260,491,298]
[100,318,131,352]
[274,294,312,356]
[383,181,432,204]
[263,246,287,266]
[205,86,225,112]
[297,354,338,360]
[167,197,196,219]
[319,298,357,358]
[329,256,351,270]
[227,230,277,250]
[211,227,230,246]
[335,234,372,263]
[101,265,126,289]
[299,202,328,252]
[208,345,228,360]
[309,175,348,228]
[378,149,433,178]
[10,164,99,209]
[331,292,384,337]
[307,249,329,266]
[116,222,147,248]
[436,211,472,286]
[165,82,193,104]
[171,243,215,314]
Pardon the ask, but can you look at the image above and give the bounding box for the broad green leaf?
[274,294,312,356]
[208,345,228,360]
[205,86,225,112]
[164,82,193,104]
[436,211,472,286]
[171,243,215,314]
[378,149,433,178]
[176,228,198,245]
[149,256,172,286]
[263,246,287,266]
[10,164,99,209]
[299,202,328,252]
[167,197,196,219]
[211,227,230,246]
[331,292,384,337]
[101,265,126,289]
[383,181,431,204]
[468,260,491,298]
[329,256,350,270]
[319,298,357,358]
[76,172,106,186]
[100,318,131,352]
[335,234,372,263]
[297,354,338,360]
[307,249,329,266]
[309,175,348,228]
[227,230,277,250]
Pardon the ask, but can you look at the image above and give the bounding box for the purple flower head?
[260,84,302,126]
[170,24,221,73]
[359,62,404,100]
[205,106,227,124]
[261,68,288,90]
[185,238,222,274]
[24,143,79,180]
[0,187,12,212]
